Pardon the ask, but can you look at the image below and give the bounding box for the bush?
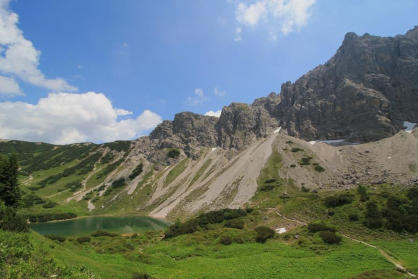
[291,147,303,152]
[319,231,342,244]
[26,212,77,223]
[300,157,312,165]
[301,186,310,192]
[255,226,275,243]
[224,219,244,229]
[91,230,118,237]
[307,222,336,233]
[46,235,66,242]
[219,236,232,245]
[0,203,29,232]
[349,213,359,221]
[290,164,296,168]
[324,193,354,207]
[132,272,153,279]
[259,184,275,191]
[264,178,276,183]
[76,237,91,244]
[42,201,57,208]
[129,163,144,180]
[314,165,325,172]
[357,185,369,202]
[363,201,383,229]
[164,208,247,238]
[167,149,180,158]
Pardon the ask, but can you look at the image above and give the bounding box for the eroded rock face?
[145,27,418,154]
[275,27,418,142]
[149,112,218,158]
[216,101,279,149]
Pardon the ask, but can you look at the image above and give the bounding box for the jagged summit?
[148,27,418,153]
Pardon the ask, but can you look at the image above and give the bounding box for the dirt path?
[272,209,416,277]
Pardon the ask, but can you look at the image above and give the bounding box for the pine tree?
[0,154,21,207]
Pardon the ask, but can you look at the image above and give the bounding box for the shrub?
[319,231,342,244]
[164,208,247,238]
[363,201,383,229]
[264,178,276,183]
[255,226,275,243]
[111,178,126,188]
[300,157,312,165]
[349,213,359,221]
[46,235,66,242]
[357,185,369,202]
[290,164,296,168]
[26,212,77,223]
[167,149,180,158]
[42,201,57,208]
[324,193,354,207]
[129,163,144,180]
[291,147,303,152]
[219,236,232,245]
[407,186,418,200]
[0,202,29,232]
[91,230,118,237]
[260,184,275,191]
[132,272,153,279]
[76,237,91,244]
[307,222,336,233]
[314,165,325,172]
[224,219,244,229]
[301,186,310,192]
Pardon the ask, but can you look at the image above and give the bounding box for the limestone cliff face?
[147,27,418,152]
[275,26,418,142]
[149,112,218,157]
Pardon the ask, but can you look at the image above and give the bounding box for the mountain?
[1,27,418,220]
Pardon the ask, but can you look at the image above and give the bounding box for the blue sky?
[0,0,417,144]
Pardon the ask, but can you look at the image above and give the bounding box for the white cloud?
[0,92,162,144]
[0,75,22,96]
[187,88,207,106]
[234,0,316,40]
[0,0,76,92]
[115,108,133,116]
[236,1,267,26]
[204,110,222,118]
[214,87,226,97]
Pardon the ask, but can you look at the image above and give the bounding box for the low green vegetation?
[164,158,188,186]
[129,163,144,180]
[167,148,180,158]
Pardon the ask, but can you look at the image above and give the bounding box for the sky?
[0,0,417,144]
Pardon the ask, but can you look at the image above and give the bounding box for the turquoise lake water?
[30,216,169,236]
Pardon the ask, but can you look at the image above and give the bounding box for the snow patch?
[404,121,417,133]
[274,127,282,134]
[309,141,316,145]
[211,147,217,151]
[275,227,287,234]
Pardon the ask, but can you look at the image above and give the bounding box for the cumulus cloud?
[234,0,316,40]
[0,92,162,144]
[187,88,207,106]
[204,110,222,118]
[0,75,22,96]
[0,0,76,92]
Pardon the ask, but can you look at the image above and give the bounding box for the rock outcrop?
[147,27,418,154]
[275,26,418,142]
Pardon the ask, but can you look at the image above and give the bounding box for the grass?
[164,158,188,186]
[18,230,403,279]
